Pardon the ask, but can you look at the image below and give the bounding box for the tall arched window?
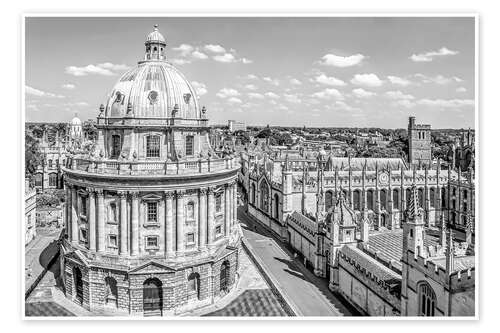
[104,276,118,307]
[367,189,374,210]
[380,189,387,210]
[325,191,333,211]
[406,188,412,207]
[418,188,424,208]
[430,188,435,208]
[260,181,270,213]
[441,188,447,208]
[353,190,361,211]
[146,135,160,158]
[418,282,436,316]
[188,272,200,300]
[273,193,280,219]
[187,201,195,220]
[220,261,230,292]
[251,183,256,204]
[393,189,400,210]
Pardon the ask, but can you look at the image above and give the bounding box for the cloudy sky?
[25,17,475,128]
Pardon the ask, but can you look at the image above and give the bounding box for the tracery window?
[260,181,270,213]
[367,189,374,210]
[393,189,399,210]
[353,190,361,211]
[146,135,160,158]
[380,189,387,210]
[430,188,435,208]
[418,282,436,316]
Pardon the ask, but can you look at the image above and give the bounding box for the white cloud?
[216,88,240,99]
[173,44,194,56]
[248,92,265,99]
[26,86,65,98]
[61,83,76,90]
[245,74,259,80]
[204,44,226,53]
[314,73,346,87]
[456,87,467,93]
[311,88,344,100]
[290,78,302,85]
[213,53,237,63]
[191,50,208,60]
[240,58,253,64]
[414,74,463,85]
[264,92,280,99]
[320,53,365,67]
[65,63,130,76]
[191,81,208,96]
[284,93,301,104]
[410,47,459,62]
[64,102,89,107]
[391,100,416,108]
[244,84,258,90]
[351,73,383,87]
[385,90,415,100]
[417,99,474,108]
[263,77,280,86]
[352,88,376,98]
[227,97,243,104]
[171,58,191,65]
[387,75,411,86]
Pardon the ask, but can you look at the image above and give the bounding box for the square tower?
[408,116,432,167]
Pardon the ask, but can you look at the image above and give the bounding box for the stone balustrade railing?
[65,155,239,176]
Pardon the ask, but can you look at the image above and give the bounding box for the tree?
[25,129,43,177]
[83,119,98,140]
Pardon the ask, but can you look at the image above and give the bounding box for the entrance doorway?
[73,266,83,304]
[143,278,162,316]
[220,261,230,293]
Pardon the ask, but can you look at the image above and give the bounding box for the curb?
[241,237,302,316]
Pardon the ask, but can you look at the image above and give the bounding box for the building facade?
[61,26,241,316]
[228,120,246,132]
[25,179,37,245]
[408,116,432,168]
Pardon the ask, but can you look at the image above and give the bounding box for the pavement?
[238,206,360,317]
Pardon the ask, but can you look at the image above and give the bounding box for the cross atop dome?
[145,24,166,61]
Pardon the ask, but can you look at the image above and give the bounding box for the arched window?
[251,183,256,204]
[430,188,435,208]
[260,181,270,213]
[325,191,334,211]
[48,159,53,168]
[108,203,117,223]
[441,188,447,208]
[220,261,230,292]
[418,282,436,316]
[188,272,200,300]
[49,173,57,187]
[393,189,399,209]
[73,266,83,303]
[367,189,374,210]
[146,135,160,158]
[104,276,118,307]
[418,188,424,208]
[353,190,361,211]
[187,201,195,220]
[143,278,163,315]
[111,135,121,158]
[185,135,194,156]
[273,193,280,219]
[215,193,223,213]
[406,188,412,208]
[380,189,387,210]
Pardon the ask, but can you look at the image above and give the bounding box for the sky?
[25,16,475,128]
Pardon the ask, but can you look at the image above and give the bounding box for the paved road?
[238,206,359,316]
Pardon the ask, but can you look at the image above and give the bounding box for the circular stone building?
[61,25,241,316]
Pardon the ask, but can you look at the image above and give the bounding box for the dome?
[105,61,200,119]
[71,116,82,126]
[146,24,166,44]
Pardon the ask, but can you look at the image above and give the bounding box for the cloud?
[456,87,467,93]
[216,88,240,99]
[320,53,365,67]
[311,88,344,100]
[351,73,383,87]
[385,90,415,100]
[244,84,258,90]
[64,102,89,107]
[314,73,346,87]
[264,92,280,99]
[263,77,280,86]
[65,63,130,76]
[173,44,194,56]
[191,50,208,60]
[26,86,65,98]
[387,75,411,86]
[245,74,259,80]
[352,88,376,98]
[171,58,191,65]
[417,99,474,108]
[213,53,237,63]
[391,100,416,108]
[284,93,301,104]
[248,92,265,99]
[240,58,253,64]
[414,74,463,85]
[204,44,226,53]
[61,83,76,90]
[227,97,243,104]
[290,78,302,85]
[191,81,208,96]
[409,47,459,62]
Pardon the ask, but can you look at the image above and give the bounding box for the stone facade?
[25,180,37,245]
[408,116,432,168]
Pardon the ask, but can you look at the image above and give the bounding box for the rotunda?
[61,25,241,316]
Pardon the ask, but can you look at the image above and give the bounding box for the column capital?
[117,190,127,198]
[164,190,175,199]
[130,191,139,199]
[176,189,186,198]
[199,187,208,195]
[95,188,104,197]
[207,187,215,195]
[88,188,96,197]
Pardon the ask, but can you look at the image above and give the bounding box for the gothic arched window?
[418,282,436,316]
[430,188,435,208]
[367,189,374,210]
[251,183,256,205]
[260,181,270,213]
[380,189,387,210]
[353,190,361,211]
[273,193,280,219]
[393,189,399,210]
[418,188,424,208]
[325,191,334,211]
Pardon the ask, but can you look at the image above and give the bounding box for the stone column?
[199,188,207,250]
[119,191,128,255]
[130,192,139,256]
[164,191,175,257]
[233,183,237,224]
[176,190,185,255]
[229,183,234,226]
[207,187,215,247]
[71,186,78,243]
[225,184,230,236]
[88,190,97,251]
[96,189,105,252]
[65,184,71,239]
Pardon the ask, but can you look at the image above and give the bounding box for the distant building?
[449,129,475,171]
[408,116,432,168]
[228,120,246,132]
[25,179,37,245]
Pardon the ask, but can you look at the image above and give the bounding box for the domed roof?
[71,116,82,125]
[146,24,166,44]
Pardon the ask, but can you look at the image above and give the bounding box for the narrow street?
[238,206,359,316]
